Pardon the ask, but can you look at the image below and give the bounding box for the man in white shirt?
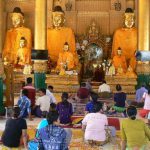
[35,88,50,117]
[82,102,108,144]
[98,80,111,93]
[46,85,56,103]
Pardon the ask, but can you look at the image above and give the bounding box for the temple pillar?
[34,0,47,89]
[136,0,150,87]
[137,0,150,51]
[0,0,5,114]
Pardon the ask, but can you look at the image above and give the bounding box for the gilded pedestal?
[136,63,150,87]
[34,61,47,89]
[45,74,79,102]
[105,76,137,100]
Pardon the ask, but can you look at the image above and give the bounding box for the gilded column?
[0,0,5,114]
[138,0,150,51]
[136,0,150,86]
[34,0,47,89]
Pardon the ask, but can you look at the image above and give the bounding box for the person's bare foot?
[29,117,33,121]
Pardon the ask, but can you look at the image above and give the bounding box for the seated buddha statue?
[14,37,31,66]
[108,64,115,76]
[56,42,75,72]
[116,64,124,76]
[47,6,78,67]
[125,65,137,78]
[2,7,32,65]
[113,47,127,73]
[112,8,137,71]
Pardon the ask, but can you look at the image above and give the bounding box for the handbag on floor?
[28,138,44,150]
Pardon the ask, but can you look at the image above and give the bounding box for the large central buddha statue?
[2,7,32,65]
[112,8,137,71]
[47,6,78,67]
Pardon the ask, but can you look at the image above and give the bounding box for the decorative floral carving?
[33,61,47,73]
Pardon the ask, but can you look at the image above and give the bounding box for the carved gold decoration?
[45,74,79,93]
[0,59,5,79]
[65,0,72,11]
[136,63,150,74]
[88,21,99,42]
[33,60,47,73]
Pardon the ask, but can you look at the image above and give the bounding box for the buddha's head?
[52,6,65,28]
[117,47,122,56]
[19,37,26,48]
[63,42,69,52]
[11,7,24,28]
[124,8,135,28]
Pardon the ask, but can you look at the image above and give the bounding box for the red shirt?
[23,84,36,106]
[77,87,90,99]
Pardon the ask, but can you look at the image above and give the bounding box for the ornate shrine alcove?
[77,21,112,81]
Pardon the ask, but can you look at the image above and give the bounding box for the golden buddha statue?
[116,64,124,76]
[112,8,137,71]
[14,37,31,66]
[113,47,127,73]
[47,6,78,66]
[56,42,75,72]
[2,7,32,65]
[125,65,137,78]
[108,64,115,76]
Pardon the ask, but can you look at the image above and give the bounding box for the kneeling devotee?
[77,82,90,103]
[37,111,68,150]
[139,89,150,118]
[18,89,32,120]
[82,102,108,146]
[35,88,50,117]
[109,84,126,115]
[85,92,102,114]
[2,106,28,149]
[56,92,73,125]
[121,106,150,150]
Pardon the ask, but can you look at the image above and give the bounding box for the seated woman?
[56,92,73,144]
[37,111,68,150]
[109,84,126,114]
[28,104,71,149]
[2,106,28,150]
[56,92,73,125]
[36,103,57,133]
[139,89,150,118]
[76,82,90,103]
[121,106,150,150]
[85,92,102,114]
[17,89,32,120]
[82,102,109,146]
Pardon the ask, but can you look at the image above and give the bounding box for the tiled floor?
[0,117,121,150]
[0,109,148,150]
